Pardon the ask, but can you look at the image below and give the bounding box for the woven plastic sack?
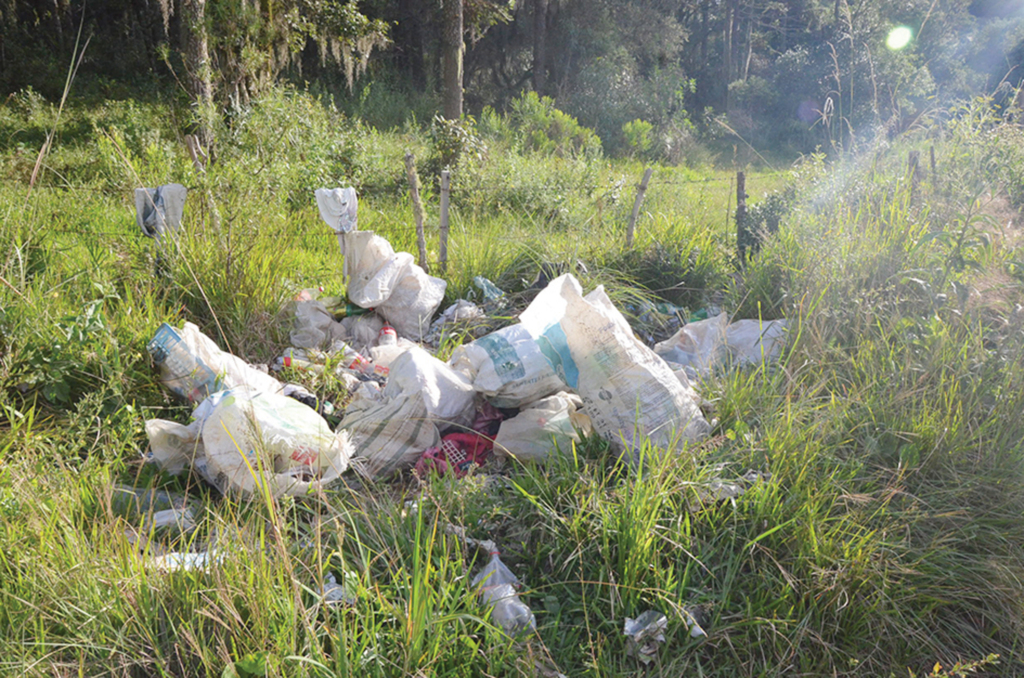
[448,323,565,408]
[341,391,440,479]
[382,346,476,428]
[553,275,711,457]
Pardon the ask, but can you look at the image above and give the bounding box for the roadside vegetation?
[1,85,1024,676]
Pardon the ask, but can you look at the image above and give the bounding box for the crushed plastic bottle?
[471,541,536,636]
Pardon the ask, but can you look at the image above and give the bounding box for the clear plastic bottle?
[472,550,536,636]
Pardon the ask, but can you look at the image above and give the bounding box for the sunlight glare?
[886,26,913,50]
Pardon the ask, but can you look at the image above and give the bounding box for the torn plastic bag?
[654,314,788,373]
[382,346,476,429]
[341,390,440,479]
[148,322,283,403]
[493,392,590,462]
[552,275,711,457]
[448,323,565,409]
[200,388,353,497]
[341,231,446,341]
[135,184,187,242]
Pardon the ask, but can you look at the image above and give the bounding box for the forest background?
[5,0,1024,159]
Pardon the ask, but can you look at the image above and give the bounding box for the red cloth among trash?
[415,432,493,478]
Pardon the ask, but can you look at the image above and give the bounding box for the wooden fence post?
[405,152,429,272]
[736,170,748,263]
[626,167,653,249]
[909,150,920,204]
[439,169,450,275]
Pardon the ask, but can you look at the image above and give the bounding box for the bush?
[621,119,654,159]
[505,91,603,159]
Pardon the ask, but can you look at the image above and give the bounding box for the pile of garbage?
[144,186,789,497]
[137,186,788,639]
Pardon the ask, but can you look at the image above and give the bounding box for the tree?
[441,0,464,119]
[182,0,214,147]
[533,0,547,93]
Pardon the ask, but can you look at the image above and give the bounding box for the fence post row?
[626,167,653,249]
[404,152,429,272]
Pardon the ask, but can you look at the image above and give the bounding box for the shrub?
[506,91,603,159]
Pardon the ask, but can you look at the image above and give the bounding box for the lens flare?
[886,26,913,50]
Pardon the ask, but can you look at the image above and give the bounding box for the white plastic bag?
[424,300,484,346]
[341,231,446,341]
[654,314,788,373]
[726,319,788,365]
[383,346,476,428]
[200,388,353,497]
[315,187,358,234]
[340,313,385,351]
[291,300,347,349]
[448,323,565,408]
[369,337,417,369]
[145,418,204,475]
[553,275,711,457]
[341,390,441,479]
[472,550,537,635]
[653,313,729,372]
[147,322,283,403]
[493,392,590,462]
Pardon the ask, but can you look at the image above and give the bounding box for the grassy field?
[2,86,1024,677]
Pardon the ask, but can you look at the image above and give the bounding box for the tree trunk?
[441,0,463,120]
[181,0,214,147]
[743,12,753,81]
[724,0,734,107]
[533,0,547,94]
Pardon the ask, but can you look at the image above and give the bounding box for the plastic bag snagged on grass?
[315,187,358,234]
[493,392,591,462]
[341,230,446,341]
[146,388,353,497]
[526,275,711,458]
[148,322,283,404]
[135,184,187,242]
[654,313,788,374]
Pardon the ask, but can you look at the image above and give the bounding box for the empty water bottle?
[472,548,536,636]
